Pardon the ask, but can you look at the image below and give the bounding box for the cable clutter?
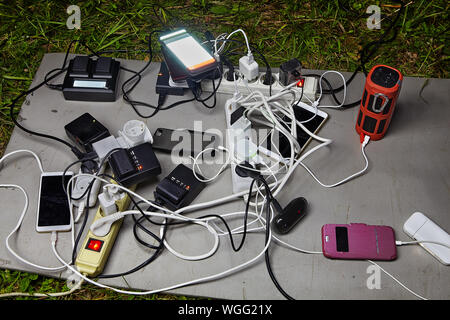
[1,9,450,300]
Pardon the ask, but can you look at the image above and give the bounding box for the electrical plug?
[98,185,125,216]
[239,53,259,81]
[235,161,262,180]
[362,135,371,147]
[90,212,124,237]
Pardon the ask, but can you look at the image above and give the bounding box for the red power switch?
[86,238,104,252]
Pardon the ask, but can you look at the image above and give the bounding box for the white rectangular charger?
[403,212,450,265]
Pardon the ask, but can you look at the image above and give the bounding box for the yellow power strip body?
[75,184,136,277]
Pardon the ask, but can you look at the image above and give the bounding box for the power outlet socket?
[201,68,318,102]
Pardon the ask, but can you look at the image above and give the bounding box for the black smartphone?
[152,128,220,158]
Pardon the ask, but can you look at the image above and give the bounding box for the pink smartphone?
[321,223,397,261]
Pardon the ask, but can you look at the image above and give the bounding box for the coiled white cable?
[0,150,67,273]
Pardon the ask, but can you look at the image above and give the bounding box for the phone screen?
[335,226,349,252]
[37,174,72,229]
[160,29,215,72]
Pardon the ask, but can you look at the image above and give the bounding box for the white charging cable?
[0,150,85,298]
[315,70,347,109]
[51,207,275,296]
[0,150,67,273]
[299,135,371,188]
[395,240,450,249]
[224,29,252,56]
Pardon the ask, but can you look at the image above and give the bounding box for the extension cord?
[75,181,135,277]
[224,97,254,194]
[201,68,318,101]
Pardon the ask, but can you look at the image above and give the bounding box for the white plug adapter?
[239,54,259,81]
[117,119,153,148]
[403,212,450,265]
[98,185,125,216]
[92,135,121,161]
[90,212,124,237]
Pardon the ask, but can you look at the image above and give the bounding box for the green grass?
[0,0,449,300]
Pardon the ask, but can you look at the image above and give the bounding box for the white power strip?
[201,68,318,102]
[224,97,254,194]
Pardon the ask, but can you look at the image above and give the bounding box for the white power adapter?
[98,184,125,216]
[239,53,259,81]
[92,135,121,161]
[92,119,153,161]
[403,212,450,265]
[224,97,254,194]
[117,119,153,148]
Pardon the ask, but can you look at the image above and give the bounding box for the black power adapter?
[64,112,111,153]
[108,142,161,187]
[279,58,302,86]
[154,164,206,211]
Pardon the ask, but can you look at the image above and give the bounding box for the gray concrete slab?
[0,53,449,299]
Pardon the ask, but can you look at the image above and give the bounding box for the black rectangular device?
[62,56,120,102]
[156,61,185,96]
[154,164,206,211]
[152,128,219,158]
[64,112,110,153]
[108,143,161,187]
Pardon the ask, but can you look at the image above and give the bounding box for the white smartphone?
[36,171,73,232]
[159,29,217,77]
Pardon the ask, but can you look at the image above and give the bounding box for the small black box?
[279,58,302,86]
[64,113,110,153]
[108,143,161,187]
[154,164,206,211]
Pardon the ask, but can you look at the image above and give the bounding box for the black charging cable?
[309,0,405,109]
[186,66,223,110]
[94,178,168,279]
[4,39,111,161]
[235,162,295,300]
[5,73,83,159]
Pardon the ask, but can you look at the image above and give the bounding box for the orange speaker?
[356,65,403,142]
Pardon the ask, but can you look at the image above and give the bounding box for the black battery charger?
[62,55,120,102]
[154,164,206,211]
[108,143,162,187]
